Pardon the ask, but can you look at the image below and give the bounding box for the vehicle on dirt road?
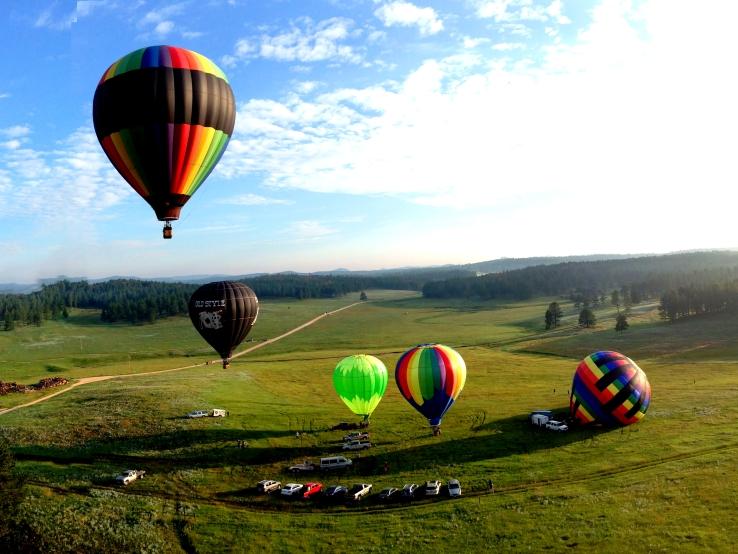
[320,456,353,470]
[288,460,317,473]
[302,482,323,499]
[447,479,461,497]
[401,483,418,499]
[280,483,303,497]
[424,480,442,496]
[343,431,369,441]
[378,487,399,501]
[256,480,281,494]
[349,483,372,501]
[324,485,348,500]
[116,469,145,486]
[342,440,371,450]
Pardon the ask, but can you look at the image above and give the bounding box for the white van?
[320,456,353,470]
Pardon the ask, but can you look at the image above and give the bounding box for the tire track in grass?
[0,302,363,417]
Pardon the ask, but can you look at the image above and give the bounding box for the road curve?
[0,301,363,417]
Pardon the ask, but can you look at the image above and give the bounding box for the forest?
[0,269,472,327]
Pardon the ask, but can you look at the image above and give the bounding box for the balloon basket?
[431,425,442,436]
[163,223,173,239]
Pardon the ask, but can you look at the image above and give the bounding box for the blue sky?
[1,0,737,282]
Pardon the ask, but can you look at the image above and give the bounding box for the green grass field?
[3,291,738,552]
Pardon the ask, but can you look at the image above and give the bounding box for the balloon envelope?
[570,351,651,426]
[333,355,388,421]
[395,344,466,427]
[188,282,258,368]
[93,45,236,226]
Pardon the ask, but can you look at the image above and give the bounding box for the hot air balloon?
[93,45,236,238]
[395,344,466,434]
[333,355,388,423]
[570,351,651,426]
[188,282,258,368]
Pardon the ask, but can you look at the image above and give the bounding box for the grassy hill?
[2,290,738,551]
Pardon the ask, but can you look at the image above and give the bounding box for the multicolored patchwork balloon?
[570,351,651,426]
[395,344,466,428]
[93,45,236,238]
[333,355,388,422]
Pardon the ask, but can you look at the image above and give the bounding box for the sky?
[0,0,737,282]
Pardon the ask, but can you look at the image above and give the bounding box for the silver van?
[320,456,353,470]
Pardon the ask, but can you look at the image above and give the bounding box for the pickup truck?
[349,483,372,501]
[288,460,317,473]
[115,469,145,486]
[342,440,371,450]
[343,431,370,442]
[545,420,569,432]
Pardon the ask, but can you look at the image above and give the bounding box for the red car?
[302,482,323,499]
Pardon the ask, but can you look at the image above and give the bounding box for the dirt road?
[0,301,362,417]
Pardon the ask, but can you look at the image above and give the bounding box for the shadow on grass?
[350,409,624,476]
[12,428,323,469]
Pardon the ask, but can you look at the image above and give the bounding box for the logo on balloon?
[199,311,223,330]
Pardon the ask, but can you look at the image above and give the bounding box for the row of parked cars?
[256,479,461,501]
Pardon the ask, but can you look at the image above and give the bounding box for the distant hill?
[460,254,651,275]
[423,251,738,300]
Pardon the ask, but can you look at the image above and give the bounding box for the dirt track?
[0,301,362,417]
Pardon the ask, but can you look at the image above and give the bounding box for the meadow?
[2,290,738,552]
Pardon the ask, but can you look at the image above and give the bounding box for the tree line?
[659,282,738,321]
[0,269,472,329]
[423,251,738,302]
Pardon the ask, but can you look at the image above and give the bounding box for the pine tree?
[578,308,596,328]
[615,313,629,332]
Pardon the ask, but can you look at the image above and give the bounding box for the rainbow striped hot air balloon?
[570,351,651,426]
[395,344,466,430]
[333,355,388,422]
[93,45,236,238]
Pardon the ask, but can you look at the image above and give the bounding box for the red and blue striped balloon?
[395,344,466,427]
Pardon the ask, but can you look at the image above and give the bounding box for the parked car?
[302,482,323,499]
[545,420,569,432]
[343,431,369,442]
[378,487,399,501]
[447,479,461,497]
[280,483,303,497]
[342,440,371,450]
[401,483,418,499]
[424,480,442,496]
[320,456,353,470]
[115,469,145,486]
[349,483,372,501]
[324,485,348,500]
[288,460,317,473]
[186,409,227,418]
[256,480,281,494]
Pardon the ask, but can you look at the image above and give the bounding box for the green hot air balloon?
[333,355,388,422]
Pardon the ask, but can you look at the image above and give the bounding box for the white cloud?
[0,126,31,139]
[476,0,570,24]
[34,5,76,30]
[224,18,362,66]
[287,220,336,240]
[2,140,22,150]
[154,20,175,36]
[374,1,443,36]
[492,42,525,50]
[463,36,491,49]
[76,1,110,19]
[0,126,130,221]
[0,93,10,99]
[218,193,293,206]
[215,0,738,233]
[140,3,187,26]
